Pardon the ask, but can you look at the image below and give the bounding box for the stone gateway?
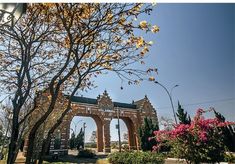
[24,90,158,154]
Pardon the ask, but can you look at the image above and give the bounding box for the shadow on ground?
[43,154,108,164]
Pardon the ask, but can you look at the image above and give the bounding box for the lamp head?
[0,3,27,27]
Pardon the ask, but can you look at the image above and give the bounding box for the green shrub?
[138,117,159,151]
[85,142,97,148]
[111,142,118,149]
[108,151,165,164]
[224,152,235,163]
[121,144,129,151]
[77,149,95,158]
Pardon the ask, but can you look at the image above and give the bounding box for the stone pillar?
[50,138,55,152]
[135,131,140,151]
[96,120,104,152]
[136,112,142,150]
[59,119,70,155]
[127,124,136,150]
[103,119,111,153]
[123,118,137,150]
[134,123,140,150]
[128,131,136,150]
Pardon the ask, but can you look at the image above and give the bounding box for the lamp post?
[70,128,75,136]
[83,122,86,149]
[71,120,83,136]
[116,108,121,152]
[154,81,179,124]
[0,3,27,28]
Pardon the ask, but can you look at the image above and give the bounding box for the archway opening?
[68,115,103,155]
[110,118,129,152]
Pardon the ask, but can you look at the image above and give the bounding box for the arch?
[66,114,104,152]
[23,90,158,155]
[122,117,137,150]
[92,115,104,152]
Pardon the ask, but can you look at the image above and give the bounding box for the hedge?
[108,151,165,164]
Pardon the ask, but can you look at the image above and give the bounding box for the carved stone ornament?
[97,90,114,111]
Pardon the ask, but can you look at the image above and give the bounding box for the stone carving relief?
[97,90,114,111]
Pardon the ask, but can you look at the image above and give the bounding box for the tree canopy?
[0,3,159,163]
[176,101,191,124]
[138,117,159,151]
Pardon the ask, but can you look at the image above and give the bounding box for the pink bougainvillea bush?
[152,109,235,164]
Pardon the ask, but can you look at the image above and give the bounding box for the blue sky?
[71,4,235,142]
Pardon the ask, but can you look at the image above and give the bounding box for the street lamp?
[83,122,86,149]
[116,108,121,152]
[70,128,75,136]
[71,120,83,135]
[154,81,179,124]
[0,3,27,28]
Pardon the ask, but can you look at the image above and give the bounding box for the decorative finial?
[104,89,108,96]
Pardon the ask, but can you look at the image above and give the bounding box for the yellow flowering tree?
[0,3,159,163]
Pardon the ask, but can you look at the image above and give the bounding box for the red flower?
[151,108,235,153]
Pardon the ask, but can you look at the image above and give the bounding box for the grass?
[96,158,110,164]
[0,160,6,164]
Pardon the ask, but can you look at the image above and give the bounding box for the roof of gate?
[70,96,97,105]
[68,95,137,109]
[113,102,137,109]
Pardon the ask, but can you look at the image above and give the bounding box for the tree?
[76,128,84,150]
[0,5,58,163]
[29,4,159,164]
[213,108,235,152]
[69,132,76,149]
[0,3,159,163]
[176,101,191,124]
[138,117,159,151]
[0,125,4,146]
[70,131,76,149]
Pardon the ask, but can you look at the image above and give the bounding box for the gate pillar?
[103,119,111,153]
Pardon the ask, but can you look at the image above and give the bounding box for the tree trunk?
[38,98,73,164]
[7,112,19,164]
[26,76,81,163]
[38,114,66,164]
[25,92,58,163]
[38,138,51,164]
[25,129,37,164]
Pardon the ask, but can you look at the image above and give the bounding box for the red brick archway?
[58,90,158,154]
[24,90,158,154]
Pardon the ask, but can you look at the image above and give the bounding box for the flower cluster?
[154,109,234,145]
[152,108,235,163]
